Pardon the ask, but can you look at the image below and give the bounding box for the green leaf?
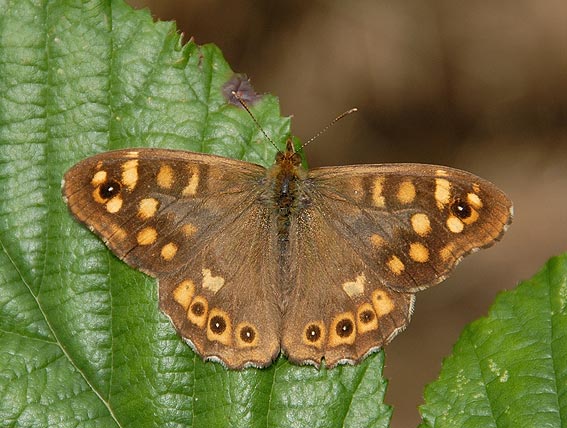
[0,1,391,427]
[420,253,567,428]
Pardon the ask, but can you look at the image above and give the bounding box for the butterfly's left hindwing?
[63,149,281,368]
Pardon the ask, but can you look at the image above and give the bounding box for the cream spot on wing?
[370,234,385,248]
[202,268,225,294]
[173,280,195,310]
[92,188,106,204]
[411,213,431,236]
[342,273,366,297]
[138,197,159,220]
[137,227,157,245]
[157,164,174,189]
[467,192,483,209]
[387,255,405,275]
[435,178,451,209]
[161,242,178,261]
[181,223,197,237]
[372,177,386,208]
[350,177,364,203]
[372,290,394,316]
[447,215,464,233]
[121,159,138,191]
[106,196,123,213]
[182,167,199,196]
[91,170,107,187]
[462,207,480,225]
[409,242,429,263]
[110,226,127,241]
[397,180,416,204]
[125,151,139,158]
[436,169,449,177]
[440,243,456,262]
[472,183,481,193]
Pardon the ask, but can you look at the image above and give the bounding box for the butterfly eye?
[99,179,121,200]
[450,198,473,220]
[291,153,302,166]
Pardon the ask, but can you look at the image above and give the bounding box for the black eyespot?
[99,179,121,199]
[359,310,375,324]
[240,326,256,343]
[336,319,354,338]
[190,302,205,316]
[451,198,472,219]
[210,315,226,334]
[306,324,322,342]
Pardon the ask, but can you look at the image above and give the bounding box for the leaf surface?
[420,254,567,428]
[0,1,391,427]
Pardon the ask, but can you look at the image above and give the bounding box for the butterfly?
[62,139,512,369]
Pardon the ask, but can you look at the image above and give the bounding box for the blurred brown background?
[127,1,567,426]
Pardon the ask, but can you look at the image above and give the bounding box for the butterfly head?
[275,139,303,168]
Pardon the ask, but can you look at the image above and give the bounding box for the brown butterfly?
[62,139,512,369]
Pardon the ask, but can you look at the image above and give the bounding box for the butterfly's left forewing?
[63,149,281,368]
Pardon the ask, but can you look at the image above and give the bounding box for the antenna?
[231,90,279,151]
[301,108,358,150]
[232,90,358,151]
